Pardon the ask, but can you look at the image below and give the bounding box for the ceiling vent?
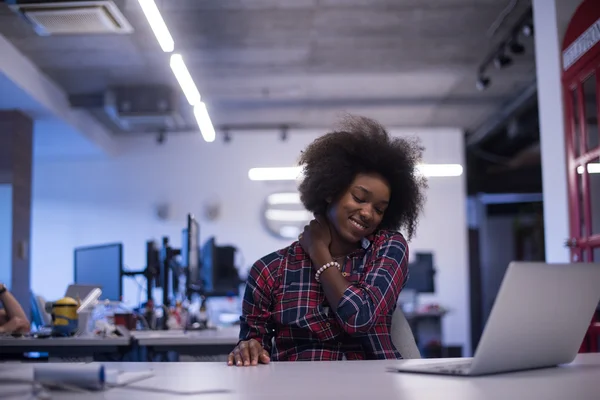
[103,86,185,133]
[8,1,133,36]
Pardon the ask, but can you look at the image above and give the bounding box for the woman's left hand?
[299,215,333,269]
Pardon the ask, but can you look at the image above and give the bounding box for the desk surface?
[131,326,239,346]
[1,354,599,399]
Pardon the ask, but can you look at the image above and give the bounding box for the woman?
[0,282,30,334]
[228,116,427,366]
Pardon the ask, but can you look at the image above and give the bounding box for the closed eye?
[352,195,365,203]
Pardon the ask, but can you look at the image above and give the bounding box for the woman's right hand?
[227,339,270,366]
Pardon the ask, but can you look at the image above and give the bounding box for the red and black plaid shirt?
[239,229,409,361]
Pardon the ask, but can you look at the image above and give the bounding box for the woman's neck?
[328,228,360,258]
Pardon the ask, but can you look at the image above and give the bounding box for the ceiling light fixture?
[508,39,525,55]
[476,75,491,91]
[416,164,464,177]
[265,209,313,222]
[577,163,600,174]
[140,1,215,143]
[522,23,534,37]
[279,226,301,239]
[170,54,201,106]
[476,7,532,93]
[267,192,302,205]
[137,0,174,53]
[249,167,304,181]
[193,102,216,143]
[493,52,513,69]
[249,164,463,181]
[223,129,232,143]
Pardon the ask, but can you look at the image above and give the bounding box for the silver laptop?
[390,262,600,376]
[65,284,102,300]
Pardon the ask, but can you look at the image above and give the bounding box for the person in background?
[0,282,30,334]
[228,115,427,366]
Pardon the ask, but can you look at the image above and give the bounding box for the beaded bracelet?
[315,261,341,282]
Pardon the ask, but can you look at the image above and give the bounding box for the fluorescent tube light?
[267,192,302,205]
[193,102,216,142]
[577,163,600,174]
[170,54,201,106]
[265,209,313,222]
[279,226,301,239]
[140,2,215,145]
[138,0,174,53]
[416,164,463,177]
[249,167,304,181]
[249,164,463,181]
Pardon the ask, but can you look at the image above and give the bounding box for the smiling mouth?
[349,217,368,231]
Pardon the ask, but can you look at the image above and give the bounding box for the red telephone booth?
[561,0,600,353]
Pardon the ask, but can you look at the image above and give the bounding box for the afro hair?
[297,115,427,239]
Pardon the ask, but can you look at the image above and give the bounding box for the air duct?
[7,0,133,36]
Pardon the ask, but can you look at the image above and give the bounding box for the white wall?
[533,0,583,263]
[31,127,469,352]
[0,185,11,286]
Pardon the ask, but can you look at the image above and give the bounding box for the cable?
[133,275,145,307]
[487,0,518,39]
[134,310,151,330]
[122,264,147,309]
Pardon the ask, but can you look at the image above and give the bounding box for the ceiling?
[0,0,536,135]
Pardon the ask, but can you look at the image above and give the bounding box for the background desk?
[404,310,453,357]
[0,354,598,399]
[131,327,239,361]
[0,335,131,362]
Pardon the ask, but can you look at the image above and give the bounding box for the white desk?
[1,354,599,399]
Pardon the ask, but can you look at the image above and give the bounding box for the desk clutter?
[0,326,241,364]
[32,364,153,390]
[0,363,231,398]
[7,212,247,363]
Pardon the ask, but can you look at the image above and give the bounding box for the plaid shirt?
[239,229,409,361]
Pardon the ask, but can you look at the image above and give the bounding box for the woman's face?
[326,172,391,244]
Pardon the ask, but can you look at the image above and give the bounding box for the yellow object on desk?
[51,297,79,336]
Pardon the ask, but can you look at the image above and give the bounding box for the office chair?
[265,307,421,359]
[391,308,421,359]
[30,293,52,330]
[580,315,600,353]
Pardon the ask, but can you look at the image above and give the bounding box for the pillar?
[532,0,581,263]
[0,110,33,317]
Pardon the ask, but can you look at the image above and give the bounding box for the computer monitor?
[201,237,216,293]
[74,243,123,301]
[214,245,240,292]
[182,214,200,289]
[404,252,436,293]
[200,237,240,296]
[146,240,161,287]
